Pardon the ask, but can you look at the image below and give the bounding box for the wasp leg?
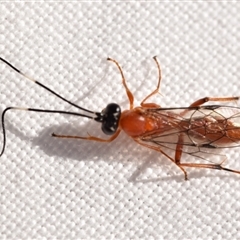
[141,56,161,108]
[179,96,240,117]
[189,96,240,107]
[52,129,121,142]
[107,57,134,110]
[174,133,189,180]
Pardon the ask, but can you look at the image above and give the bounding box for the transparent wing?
[138,105,240,162]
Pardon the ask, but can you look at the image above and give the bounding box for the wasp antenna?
[0,57,95,114]
[0,106,97,156]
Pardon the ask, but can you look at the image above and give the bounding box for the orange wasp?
[1,56,240,180]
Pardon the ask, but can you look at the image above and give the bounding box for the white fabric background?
[0,2,240,239]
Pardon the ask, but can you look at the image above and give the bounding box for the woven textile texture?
[0,2,240,239]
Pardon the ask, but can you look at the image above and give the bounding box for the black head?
[95,103,121,135]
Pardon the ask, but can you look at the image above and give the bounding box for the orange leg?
[175,135,184,166]
[52,129,121,142]
[107,58,134,109]
[174,133,186,177]
[141,56,161,108]
[180,96,240,117]
[189,96,239,107]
